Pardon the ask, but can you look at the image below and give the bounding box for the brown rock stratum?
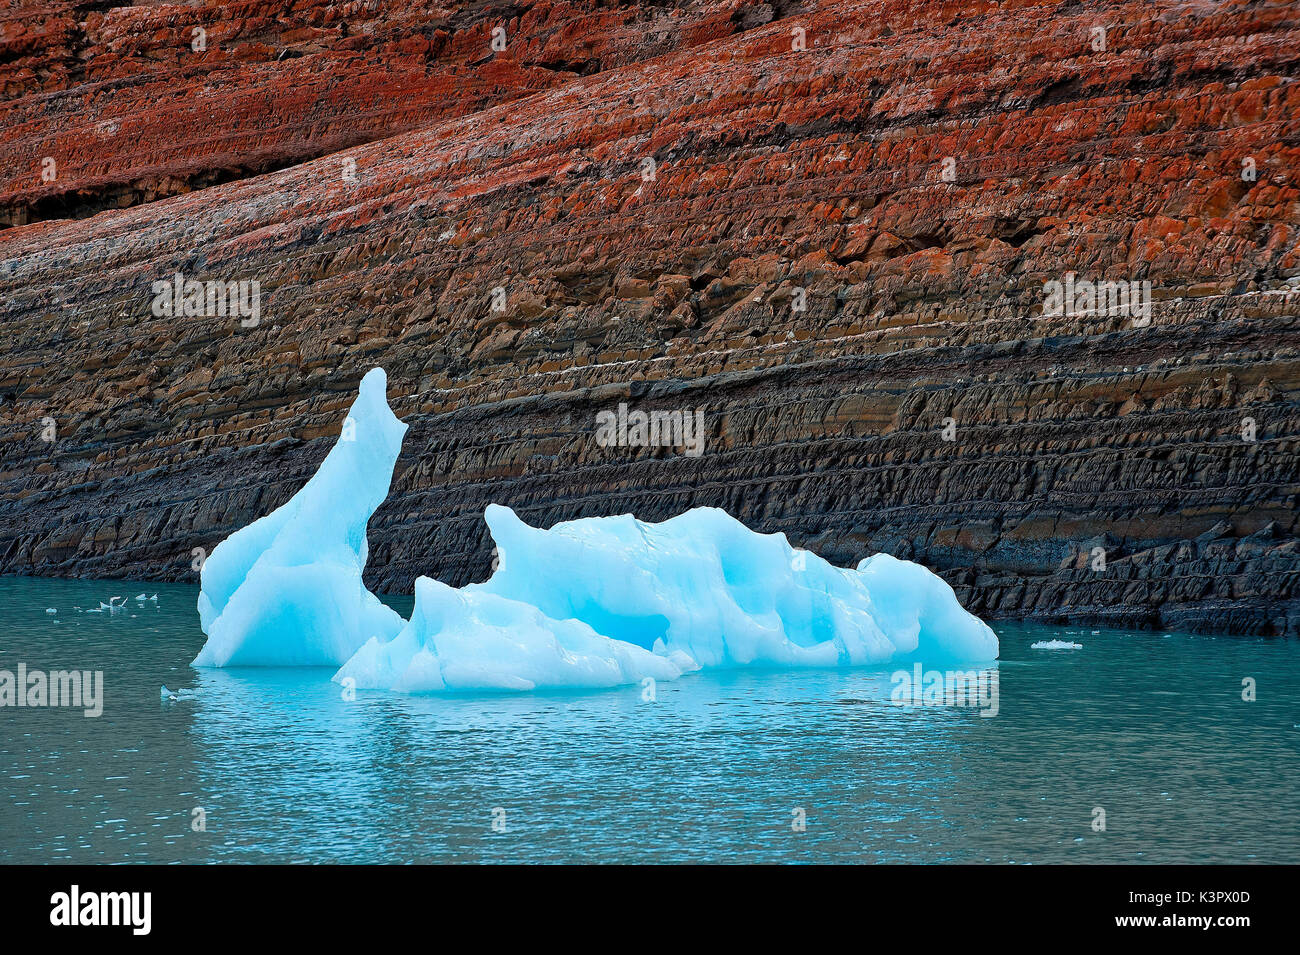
[1,0,1298,637]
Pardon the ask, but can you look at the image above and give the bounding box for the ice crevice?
[193,368,999,692]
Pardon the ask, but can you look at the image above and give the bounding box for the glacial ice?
[1031,640,1083,649]
[336,578,695,693]
[475,505,997,668]
[192,366,1000,691]
[336,505,998,693]
[193,368,407,667]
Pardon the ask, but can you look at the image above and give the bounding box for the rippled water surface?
[2,576,1297,863]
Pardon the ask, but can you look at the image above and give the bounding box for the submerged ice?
[194,368,999,691]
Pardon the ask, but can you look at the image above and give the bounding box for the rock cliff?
[2,0,1297,635]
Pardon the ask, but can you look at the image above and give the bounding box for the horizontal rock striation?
[1,0,1298,636]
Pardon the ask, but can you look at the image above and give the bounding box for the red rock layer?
[0,0,758,224]
[1,0,1298,635]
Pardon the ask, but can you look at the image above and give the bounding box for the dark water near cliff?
[2,576,1297,864]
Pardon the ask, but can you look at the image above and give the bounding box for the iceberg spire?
[193,368,407,667]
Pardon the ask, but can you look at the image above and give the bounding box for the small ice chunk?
[45,608,57,614]
[1031,639,1083,649]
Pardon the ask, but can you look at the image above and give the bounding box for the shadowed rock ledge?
[1,0,1297,636]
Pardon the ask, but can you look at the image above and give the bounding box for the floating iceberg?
[192,367,999,691]
[193,368,406,667]
[1031,640,1083,650]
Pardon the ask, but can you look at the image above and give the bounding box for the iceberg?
[193,368,406,667]
[192,366,999,691]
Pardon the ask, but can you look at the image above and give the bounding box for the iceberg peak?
[193,368,406,667]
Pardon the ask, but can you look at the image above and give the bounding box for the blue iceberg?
[194,367,999,690]
[336,578,695,692]
[193,368,407,667]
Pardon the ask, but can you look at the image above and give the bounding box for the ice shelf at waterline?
[193,368,999,691]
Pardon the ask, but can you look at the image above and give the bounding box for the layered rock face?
[0,0,751,225]
[2,0,1298,636]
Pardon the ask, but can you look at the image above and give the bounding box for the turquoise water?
[1,575,1297,864]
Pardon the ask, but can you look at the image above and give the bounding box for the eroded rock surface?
[1,0,1297,635]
